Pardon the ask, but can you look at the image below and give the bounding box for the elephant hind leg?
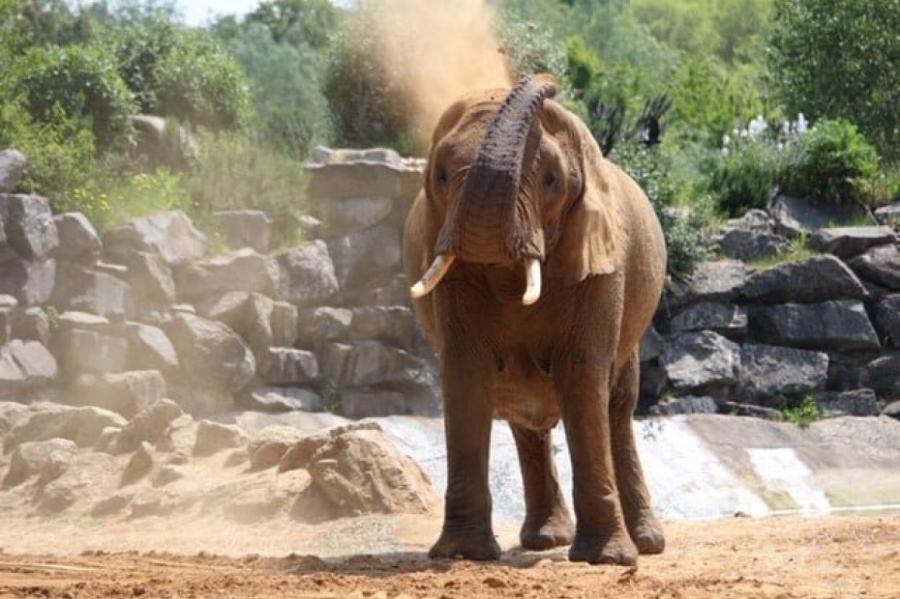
[510,423,574,551]
[610,348,665,554]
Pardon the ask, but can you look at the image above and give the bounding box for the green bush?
[102,169,192,228]
[781,396,820,428]
[782,119,879,205]
[109,19,182,114]
[708,137,783,216]
[12,44,136,151]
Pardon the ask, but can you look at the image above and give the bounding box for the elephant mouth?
[410,254,542,306]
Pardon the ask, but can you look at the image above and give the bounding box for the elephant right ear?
[548,116,620,286]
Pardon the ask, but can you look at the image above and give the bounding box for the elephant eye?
[543,170,558,189]
[436,167,449,188]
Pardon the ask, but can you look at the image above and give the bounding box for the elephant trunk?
[435,76,557,264]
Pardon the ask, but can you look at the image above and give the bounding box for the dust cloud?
[360,0,513,143]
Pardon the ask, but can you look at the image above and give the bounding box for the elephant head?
[410,75,619,305]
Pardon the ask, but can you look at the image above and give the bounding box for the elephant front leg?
[510,424,574,550]
[557,361,638,566]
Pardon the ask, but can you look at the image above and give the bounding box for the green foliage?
[781,396,821,428]
[11,44,136,151]
[497,15,568,86]
[108,18,182,114]
[102,169,192,228]
[748,233,816,269]
[708,138,783,217]
[782,119,880,206]
[769,0,900,160]
[243,0,338,49]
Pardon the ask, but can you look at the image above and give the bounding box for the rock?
[276,241,339,305]
[0,257,55,305]
[125,322,179,372]
[0,401,29,435]
[102,211,206,267]
[721,402,782,420]
[193,420,246,457]
[297,214,323,239]
[750,300,880,351]
[271,301,298,347]
[242,387,324,412]
[323,197,394,233]
[349,306,415,347]
[848,243,900,290]
[249,425,304,470]
[340,341,430,388]
[297,306,352,343]
[664,260,746,310]
[51,263,134,318]
[0,340,57,397]
[11,307,50,345]
[307,158,422,202]
[726,209,776,232]
[2,438,76,487]
[740,255,868,304]
[311,146,405,167]
[307,427,437,516]
[737,344,828,402]
[860,354,900,397]
[875,203,900,225]
[53,212,101,261]
[90,492,133,517]
[57,311,110,332]
[883,400,900,419]
[0,295,17,308]
[70,371,167,418]
[277,434,329,472]
[103,249,175,308]
[639,327,663,362]
[212,209,272,253]
[770,194,867,237]
[4,404,125,450]
[718,228,788,262]
[638,363,667,404]
[362,274,412,307]
[0,149,27,192]
[114,398,184,453]
[155,412,197,455]
[2,194,58,259]
[874,294,900,348]
[204,291,274,349]
[813,389,879,417]
[56,329,127,375]
[164,313,255,392]
[0,308,10,345]
[176,248,279,301]
[809,227,897,259]
[339,389,411,418]
[670,302,748,337]
[121,441,154,485]
[660,331,740,394]
[327,222,402,290]
[167,384,235,416]
[152,464,185,487]
[94,426,121,453]
[648,396,718,416]
[319,342,353,386]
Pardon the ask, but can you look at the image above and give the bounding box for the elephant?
[402,75,667,566]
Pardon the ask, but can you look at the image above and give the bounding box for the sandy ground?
[1,514,898,598]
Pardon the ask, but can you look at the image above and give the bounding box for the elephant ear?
[548,112,620,286]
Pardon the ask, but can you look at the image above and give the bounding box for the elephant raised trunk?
[435,76,557,264]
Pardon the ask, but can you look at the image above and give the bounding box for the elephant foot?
[520,509,575,551]
[627,510,666,555]
[429,528,501,561]
[568,525,638,566]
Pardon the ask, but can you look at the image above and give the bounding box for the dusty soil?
[1,514,898,598]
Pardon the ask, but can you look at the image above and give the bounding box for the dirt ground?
[0,514,898,598]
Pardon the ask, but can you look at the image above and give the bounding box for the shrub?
[102,169,192,229]
[708,137,782,216]
[781,396,820,428]
[12,44,136,151]
[108,19,182,114]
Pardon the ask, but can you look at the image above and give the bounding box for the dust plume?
[360,0,513,144]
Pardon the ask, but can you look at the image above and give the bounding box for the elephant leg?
[510,424,574,550]
[557,360,638,566]
[610,349,665,555]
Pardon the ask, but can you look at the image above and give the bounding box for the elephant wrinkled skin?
[402,76,667,566]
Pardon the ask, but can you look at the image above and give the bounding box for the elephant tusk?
[522,258,542,306]
[410,254,456,299]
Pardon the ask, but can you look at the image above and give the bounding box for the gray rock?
[339,389,410,418]
[809,227,897,259]
[860,353,900,397]
[813,389,879,417]
[114,398,184,453]
[349,306,415,347]
[648,396,718,416]
[770,194,868,237]
[740,255,868,304]
[327,222,402,290]
[193,420,246,456]
[70,371,167,418]
[0,257,55,305]
[323,197,394,233]
[176,248,279,301]
[0,401,29,435]
[340,341,430,388]
[125,322,179,372]
[664,260,747,310]
[297,306,352,343]
[1,340,57,393]
[103,249,175,308]
[2,194,58,258]
[320,342,353,385]
[363,274,413,307]
[3,438,76,487]
[4,404,125,450]
[0,308,11,345]
[121,441,154,485]
[306,159,422,203]
[750,300,880,351]
[270,301,298,347]
[721,402,782,420]
[660,331,740,394]
[848,243,900,290]
[311,146,404,167]
[242,387,324,412]
[102,210,206,267]
[670,302,748,337]
[53,212,101,261]
[718,228,788,262]
[276,240,339,305]
[639,327,663,363]
[883,400,900,419]
[212,209,271,253]
[297,214,323,239]
[874,202,900,225]
[204,291,274,350]
[726,209,775,232]
[737,344,828,402]
[56,329,128,375]
[0,295,17,308]
[257,347,319,385]
[51,263,134,318]
[11,307,50,345]
[57,310,110,332]
[164,313,255,392]
[167,384,235,416]
[639,363,667,402]
[874,294,900,348]
[0,149,27,193]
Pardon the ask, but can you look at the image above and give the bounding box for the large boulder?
[2,194,58,259]
[270,301,299,347]
[664,260,746,309]
[669,302,747,337]
[0,257,55,305]
[875,203,900,225]
[740,255,868,304]
[53,212,101,262]
[248,425,305,470]
[770,194,867,237]
[2,438,76,488]
[860,353,900,397]
[193,419,246,457]
[114,398,184,453]
[813,389,879,417]
[69,370,167,418]
[874,294,900,348]
[276,241,339,305]
[809,227,897,259]
[55,328,128,375]
[203,291,274,350]
[848,243,900,290]
[242,386,324,412]
[327,222,402,290]
[51,263,134,318]
[4,404,126,450]
[660,331,740,394]
[297,306,353,343]
[339,389,413,419]
[103,249,176,309]
[349,306,415,347]
[0,340,57,397]
[717,228,788,262]
[102,211,206,267]
[164,313,255,392]
[322,197,394,233]
[737,344,828,403]
[307,426,438,516]
[125,322,179,373]
[648,396,718,416]
[0,149,27,193]
[176,248,279,301]
[639,327,663,363]
[212,209,271,253]
[750,300,881,351]
[257,347,319,385]
[306,158,422,203]
[11,307,50,345]
[339,341,430,388]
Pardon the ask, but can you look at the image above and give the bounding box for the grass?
[748,233,818,269]
[781,396,821,428]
